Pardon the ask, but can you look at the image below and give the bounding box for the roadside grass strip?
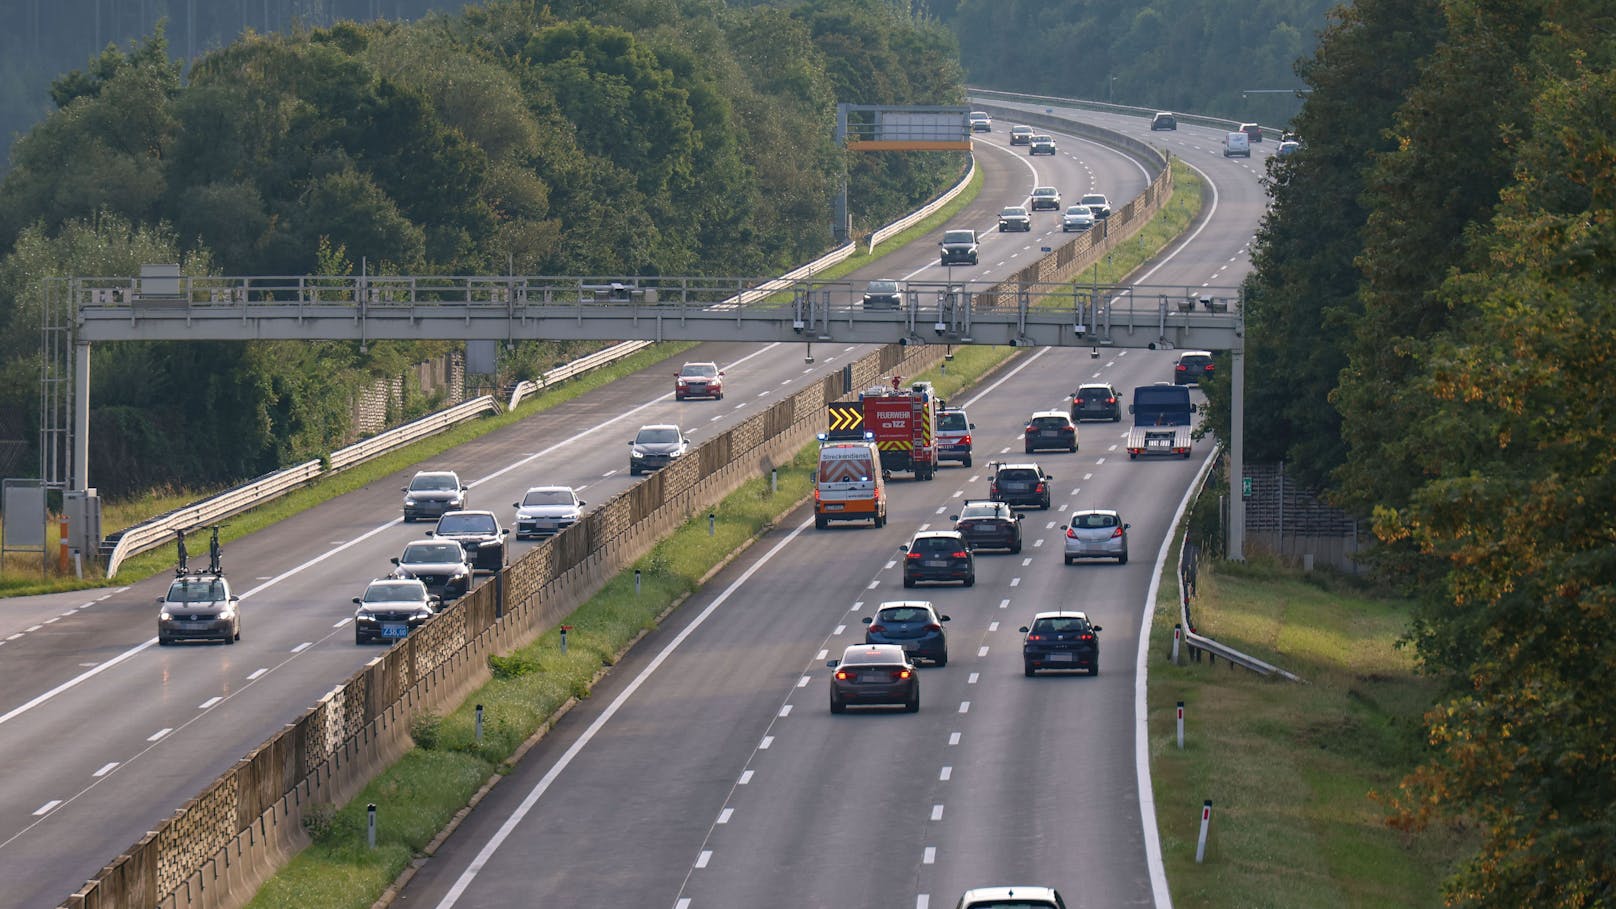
[1148,551,1473,907]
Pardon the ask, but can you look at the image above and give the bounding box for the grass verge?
[1147,551,1472,907]
[0,342,696,598]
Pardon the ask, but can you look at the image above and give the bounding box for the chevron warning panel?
[828,402,863,433]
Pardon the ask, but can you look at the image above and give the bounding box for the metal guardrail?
[1175,455,1302,682]
[867,157,976,252]
[326,395,498,472]
[506,341,652,410]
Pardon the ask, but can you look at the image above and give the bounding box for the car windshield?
[938,411,967,430]
[437,514,496,534]
[1033,188,1056,197]
[943,230,975,244]
[1065,206,1091,216]
[999,469,1040,483]
[636,428,680,444]
[1033,616,1091,634]
[522,490,576,506]
[410,474,457,491]
[1073,513,1120,529]
[680,363,718,378]
[364,583,424,603]
[1076,386,1111,398]
[403,543,462,562]
[877,607,932,623]
[866,280,899,294]
[1182,356,1213,368]
[1032,135,1053,143]
[959,504,1002,520]
[970,111,988,119]
[1001,207,1027,217]
[168,579,226,602]
[1081,195,1107,206]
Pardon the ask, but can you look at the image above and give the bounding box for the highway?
[0,113,1183,907]
[390,109,1275,907]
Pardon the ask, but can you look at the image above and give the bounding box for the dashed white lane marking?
[939,766,953,781]
[1108,444,1118,452]
[255,576,273,580]
[999,598,1010,609]
[739,770,754,785]
[958,702,971,714]
[969,672,980,684]
[33,801,61,816]
[969,474,981,482]
[844,346,857,352]
[735,402,747,409]
[1096,457,1106,465]
[1084,472,1094,480]
[868,580,881,589]
[918,896,931,909]
[61,608,78,616]
[1034,539,1045,548]
[797,676,811,688]
[988,621,1000,631]
[949,732,961,746]
[977,646,990,657]
[780,379,793,386]
[333,618,353,628]
[931,804,945,821]
[602,469,618,478]
[148,728,172,741]
[92,762,119,777]
[4,634,21,641]
[834,624,846,635]
[696,850,713,868]
[803,367,814,374]
[999,447,1011,453]
[718,808,733,824]
[760,736,774,749]
[923,846,937,864]
[327,541,344,546]
[1010,578,1021,587]
[951,490,963,498]
[936,506,947,514]
[247,668,268,680]
[291,642,312,653]
[884,560,897,570]
[678,900,693,909]
[756,390,770,398]
[778,705,792,718]
[198,696,222,709]
[44,617,60,625]
[918,523,930,532]
[1022,557,1033,566]
[709,414,724,422]
[1046,521,1057,529]
[25,625,42,633]
[816,649,828,661]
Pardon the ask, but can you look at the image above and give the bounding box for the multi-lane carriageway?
[0,104,1274,908]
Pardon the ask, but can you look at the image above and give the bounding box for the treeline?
[0,0,966,497]
[1209,0,1616,900]
[927,0,1333,125]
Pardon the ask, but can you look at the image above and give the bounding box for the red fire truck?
[825,377,940,480]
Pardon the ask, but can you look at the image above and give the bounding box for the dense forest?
[0,0,966,494]
[1197,0,1616,901]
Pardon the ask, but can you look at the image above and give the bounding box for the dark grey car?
[629,424,691,475]
[828,644,919,713]
[391,539,473,599]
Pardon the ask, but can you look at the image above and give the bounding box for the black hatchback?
[901,531,976,588]
[1021,611,1102,676]
[1071,383,1122,422]
[990,463,1052,509]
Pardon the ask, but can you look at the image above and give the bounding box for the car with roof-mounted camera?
[951,500,1024,553]
[956,886,1069,909]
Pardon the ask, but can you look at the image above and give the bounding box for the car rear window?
[998,469,1040,483]
[959,504,1001,520]
[877,607,931,623]
[1032,616,1090,634]
[1072,513,1119,529]
[1031,417,1069,430]
[911,537,960,553]
[938,411,967,430]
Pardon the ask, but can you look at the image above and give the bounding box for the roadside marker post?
[367,803,377,849]
[1177,701,1185,750]
[475,704,484,743]
[1195,800,1212,863]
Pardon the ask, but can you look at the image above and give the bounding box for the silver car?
[513,486,585,539]
[1063,509,1130,565]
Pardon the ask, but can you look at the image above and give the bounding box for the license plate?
[381,624,409,639]
[1006,483,1027,491]
[861,672,888,683]
[1041,431,1058,437]
[924,560,948,567]
[825,504,844,511]
[1148,438,1169,449]
[1050,652,1074,662]
[902,643,921,652]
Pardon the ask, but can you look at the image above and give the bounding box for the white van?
[1223,131,1251,157]
[814,440,887,529]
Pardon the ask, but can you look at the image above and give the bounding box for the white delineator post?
[1177,701,1185,750]
[1195,799,1212,863]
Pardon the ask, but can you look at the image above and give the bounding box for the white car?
[1079,193,1112,219]
[958,886,1068,909]
[1061,205,1095,232]
[968,111,992,132]
[1029,186,1061,211]
[513,486,586,539]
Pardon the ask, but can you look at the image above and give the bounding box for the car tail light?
[990,484,999,496]
[1025,426,1036,434]
[1027,633,1044,641]
[906,552,923,560]
[1080,633,1094,641]
[868,624,886,633]
[961,434,971,446]
[1066,527,1078,539]
[1175,364,1187,372]
[1062,427,1074,434]
[1034,483,1046,493]
[1205,364,1215,372]
[895,669,913,680]
[952,551,969,559]
[813,488,820,501]
[1074,398,1085,406]
[1106,397,1117,404]
[924,623,942,632]
[1111,526,1125,538]
[835,669,854,681]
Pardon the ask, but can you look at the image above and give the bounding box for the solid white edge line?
[433,514,817,909]
[1137,447,1218,909]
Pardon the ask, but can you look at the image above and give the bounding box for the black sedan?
[900,531,976,588]
[828,644,920,713]
[863,601,950,666]
[1020,611,1102,676]
[951,501,1023,553]
[431,510,509,572]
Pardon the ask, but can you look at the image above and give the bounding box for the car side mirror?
[461,486,469,492]
[940,615,952,622]
[512,503,519,508]
[898,544,909,552]
[1014,513,1025,520]
[719,371,726,377]
[1018,626,1030,633]
[391,557,401,565]
[627,440,635,445]
[579,500,587,507]
[826,659,840,669]
[231,595,241,602]
[425,530,435,537]
[400,486,408,492]
[352,597,363,605]
[155,597,164,604]
[969,423,976,429]
[1092,625,1103,632]
[1123,523,1132,530]
[948,514,959,522]
[1044,474,1054,480]
[861,617,873,625]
